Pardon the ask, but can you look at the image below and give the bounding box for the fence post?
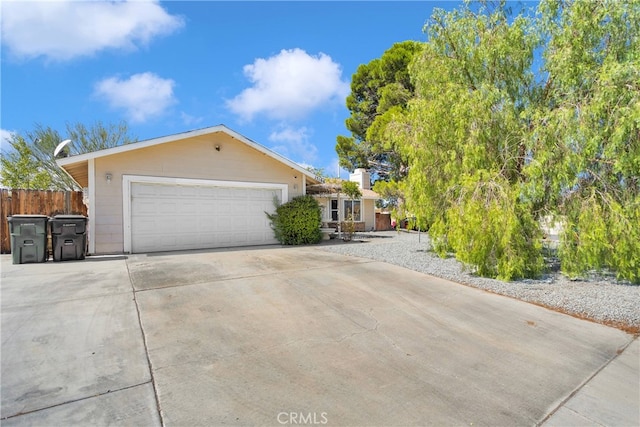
[65,191,71,214]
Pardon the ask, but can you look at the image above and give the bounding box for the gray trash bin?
[49,215,87,261]
[7,215,49,264]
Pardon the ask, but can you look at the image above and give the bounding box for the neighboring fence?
[0,189,87,254]
[375,212,392,231]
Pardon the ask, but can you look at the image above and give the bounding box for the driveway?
[1,246,638,426]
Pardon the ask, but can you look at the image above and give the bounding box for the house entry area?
[125,177,286,253]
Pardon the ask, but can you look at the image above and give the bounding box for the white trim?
[57,125,317,181]
[343,199,362,222]
[60,126,227,164]
[328,199,340,222]
[121,175,288,253]
[88,159,96,255]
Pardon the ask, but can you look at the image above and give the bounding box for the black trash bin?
[49,215,88,261]
[7,215,49,264]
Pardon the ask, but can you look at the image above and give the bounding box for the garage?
[56,125,317,254]
[128,179,284,253]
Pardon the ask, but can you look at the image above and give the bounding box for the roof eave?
[56,124,319,183]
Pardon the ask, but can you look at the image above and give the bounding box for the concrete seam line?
[126,259,165,427]
[555,405,608,427]
[536,337,637,426]
[0,381,153,421]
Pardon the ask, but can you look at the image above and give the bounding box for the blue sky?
[1,1,464,178]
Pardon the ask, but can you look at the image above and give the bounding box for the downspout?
[87,159,96,255]
[337,189,341,240]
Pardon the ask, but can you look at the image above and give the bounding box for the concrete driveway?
[1,246,638,426]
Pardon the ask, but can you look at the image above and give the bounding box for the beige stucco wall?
[92,133,306,254]
[362,199,375,231]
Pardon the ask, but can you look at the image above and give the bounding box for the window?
[344,200,361,221]
[330,199,338,221]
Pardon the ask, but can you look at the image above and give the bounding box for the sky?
[1,1,465,178]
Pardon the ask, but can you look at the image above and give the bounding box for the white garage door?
[131,182,281,253]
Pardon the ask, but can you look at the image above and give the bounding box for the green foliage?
[443,177,544,280]
[336,41,423,180]
[340,181,362,242]
[387,1,540,280]
[2,121,136,190]
[341,180,362,201]
[560,192,640,283]
[372,179,412,225]
[372,179,402,208]
[376,0,639,282]
[266,195,322,245]
[0,135,53,189]
[530,0,640,283]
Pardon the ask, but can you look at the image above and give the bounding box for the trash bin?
[7,215,49,264]
[49,215,87,261]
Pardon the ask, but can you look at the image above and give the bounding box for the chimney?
[349,168,370,190]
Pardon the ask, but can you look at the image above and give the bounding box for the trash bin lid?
[8,215,49,222]
[49,215,88,235]
[50,215,87,222]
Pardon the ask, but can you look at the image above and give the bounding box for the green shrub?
[266,195,322,245]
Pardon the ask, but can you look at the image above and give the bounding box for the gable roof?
[56,124,320,188]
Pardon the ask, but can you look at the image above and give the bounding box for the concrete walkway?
[542,338,639,426]
[1,247,638,426]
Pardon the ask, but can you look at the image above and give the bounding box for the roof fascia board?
[56,124,317,181]
[56,125,226,166]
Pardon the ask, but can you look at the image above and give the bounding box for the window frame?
[343,199,361,222]
[330,199,339,221]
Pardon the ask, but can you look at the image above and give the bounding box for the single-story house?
[57,125,323,254]
[307,169,380,233]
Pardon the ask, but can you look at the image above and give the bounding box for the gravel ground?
[318,230,640,333]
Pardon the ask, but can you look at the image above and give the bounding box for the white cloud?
[180,112,204,127]
[94,72,176,123]
[268,125,318,164]
[227,48,350,121]
[1,0,184,61]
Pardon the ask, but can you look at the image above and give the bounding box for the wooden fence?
[1,189,87,254]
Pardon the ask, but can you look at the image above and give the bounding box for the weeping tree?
[530,0,640,282]
[386,0,639,282]
[388,1,543,280]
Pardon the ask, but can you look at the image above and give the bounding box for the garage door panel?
[131,182,280,253]
[134,199,159,215]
